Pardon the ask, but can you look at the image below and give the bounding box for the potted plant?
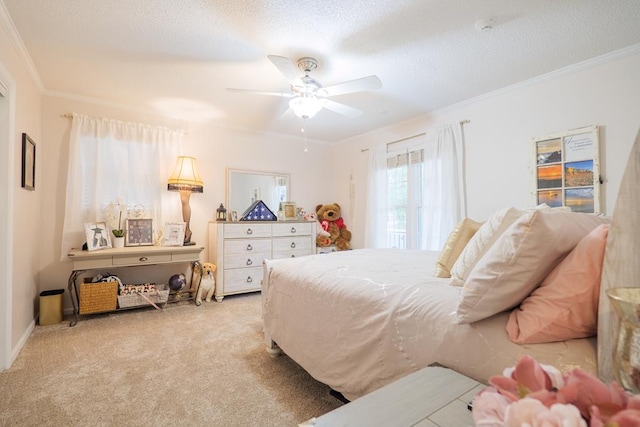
[106,199,126,247]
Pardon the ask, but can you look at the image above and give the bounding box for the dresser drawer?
[224,223,271,239]
[224,252,270,269]
[272,222,312,237]
[273,236,312,253]
[224,267,263,293]
[224,239,272,255]
[271,249,311,259]
[112,253,171,266]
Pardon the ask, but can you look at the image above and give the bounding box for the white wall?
[38,95,334,311]
[334,48,640,249]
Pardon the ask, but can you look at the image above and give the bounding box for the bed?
[262,130,640,402]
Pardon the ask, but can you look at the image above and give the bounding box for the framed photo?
[282,202,297,220]
[231,211,238,222]
[84,222,112,251]
[21,133,35,191]
[126,218,154,246]
[531,125,601,214]
[162,222,186,247]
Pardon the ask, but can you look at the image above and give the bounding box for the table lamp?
[167,156,203,245]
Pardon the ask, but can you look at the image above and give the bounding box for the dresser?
[208,220,315,301]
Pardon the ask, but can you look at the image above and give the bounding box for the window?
[386,149,424,249]
[61,114,184,258]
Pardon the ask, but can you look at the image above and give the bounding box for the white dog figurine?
[196,262,216,306]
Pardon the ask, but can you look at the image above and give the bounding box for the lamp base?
[183,241,196,246]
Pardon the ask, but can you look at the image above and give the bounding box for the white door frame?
[0,64,15,370]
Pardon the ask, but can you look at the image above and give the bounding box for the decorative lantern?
[216,203,227,221]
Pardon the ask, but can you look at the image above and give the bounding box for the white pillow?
[455,209,610,324]
[449,207,524,286]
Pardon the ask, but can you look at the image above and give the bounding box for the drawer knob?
[246,259,253,266]
[139,256,148,262]
[246,276,253,283]
[290,254,295,258]
[290,227,296,233]
[290,242,296,248]
[246,228,253,235]
[247,244,253,251]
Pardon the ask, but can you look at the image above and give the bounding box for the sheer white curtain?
[420,123,466,250]
[365,123,465,250]
[60,114,184,259]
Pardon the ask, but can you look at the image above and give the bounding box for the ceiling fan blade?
[267,55,304,86]
[322,75,382,97]
[226,88,293,98]
[323,99,363,118]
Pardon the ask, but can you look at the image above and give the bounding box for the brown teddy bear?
[316,203,352,251]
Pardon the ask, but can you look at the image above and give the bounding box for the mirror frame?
[226,168,290,217]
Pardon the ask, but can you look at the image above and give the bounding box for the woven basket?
[117,284,170,309]
[79,280,118,314]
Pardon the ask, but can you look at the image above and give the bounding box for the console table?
[67,245,204,326]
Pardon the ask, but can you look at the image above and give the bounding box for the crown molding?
[0,1,44,92]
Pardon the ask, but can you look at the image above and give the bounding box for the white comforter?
[262,248,597,401]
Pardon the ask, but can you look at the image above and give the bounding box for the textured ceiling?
[3,0,640,142]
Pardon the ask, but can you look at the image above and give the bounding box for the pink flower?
[472,387,510,426]
[563,369,629,420]
[503,398,587,427]
[489,355,564,402]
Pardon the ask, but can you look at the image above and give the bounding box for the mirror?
[226,168,290,217]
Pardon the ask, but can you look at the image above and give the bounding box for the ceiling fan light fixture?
[289,94,326,119]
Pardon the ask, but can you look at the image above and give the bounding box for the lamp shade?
[289,93,326,119]
[167,156,204,193]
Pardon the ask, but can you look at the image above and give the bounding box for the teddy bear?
[195,262,216,305]
[315,203,352,251]
[303,211,331,245]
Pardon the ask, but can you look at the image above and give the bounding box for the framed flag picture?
[240,200,277,221]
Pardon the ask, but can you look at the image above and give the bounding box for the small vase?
[607,287,640,393]
[113,236,125,248]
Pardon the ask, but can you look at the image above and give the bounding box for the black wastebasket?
[39,289,64,325]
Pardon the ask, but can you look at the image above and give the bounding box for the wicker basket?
[117,284,170,309]
[79,280,118,314]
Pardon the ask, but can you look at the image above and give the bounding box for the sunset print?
[538,190,562,207]
[564,160,594,187]
[565,187,594,213]
[537,164,562,189]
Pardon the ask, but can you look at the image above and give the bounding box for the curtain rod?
[61,113,188,135]
[360,119,470,152]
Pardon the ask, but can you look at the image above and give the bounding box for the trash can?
[39,289,64,325]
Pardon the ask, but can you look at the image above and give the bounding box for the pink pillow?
[506,224,609,344]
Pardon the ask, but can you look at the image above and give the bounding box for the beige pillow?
[455,209,610,324]
[449,207,524,286]
[435,218,482,278]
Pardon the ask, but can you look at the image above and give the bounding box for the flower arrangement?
[105,199,126,238]
[472,355,640,427]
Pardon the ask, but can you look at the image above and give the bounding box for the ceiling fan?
[227,55,382,120]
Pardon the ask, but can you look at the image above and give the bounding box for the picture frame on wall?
[125,218,154,246]
[21,133,36,191]
[162,222,186,247]
[531,125,601,214]
[84,222,112,251]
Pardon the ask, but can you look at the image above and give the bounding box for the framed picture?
[531,125,601,214]
[231,211,238,222]
[282,202,297,220]
[126,218,154,246]
[162,222,186,246]
[84,222,112,251]
[21,133,36,191]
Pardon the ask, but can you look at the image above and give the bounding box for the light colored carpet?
[0,293,343,426]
